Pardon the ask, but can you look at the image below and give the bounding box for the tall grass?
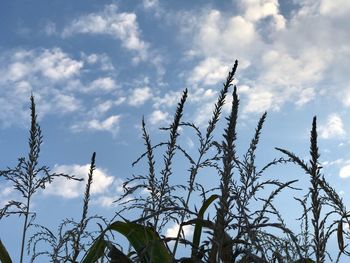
[0,62,349,263]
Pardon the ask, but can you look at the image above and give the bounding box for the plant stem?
[172,61,238,258]
[20,192,31,263]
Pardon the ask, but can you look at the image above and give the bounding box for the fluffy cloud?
[63,4,149,62]
[153,91,183,109]
[128,87,152,106]
[243,89,275,113]
[179,0,350,115]
[0,48,85,126]
[320,114,346,139]
[72,115,121,136]
[88,115,121,131]
[189,57,229,86]
[0,185,15,207]
[45,164,114,198]
[165,223,194,248]
[319,0,350,16]
[3,48,83,83]
[85,77,118,93]
[44,163,125,208]
[239,0,285,30]
[148,110,169,125]
[0,47,125,134]
[192,10,258,60]
[143,0,159,9]
[82,53,115,71]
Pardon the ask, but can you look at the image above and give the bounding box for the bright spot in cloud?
[166,223,193,239]
[45,164,114,198]
[320,114,346,139]
[340,164,350,178]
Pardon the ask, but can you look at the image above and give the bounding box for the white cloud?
[52,93,81,113]
[193,10,258,60]
[46,164,114,198]
[340,164,350,178]
[128,87,152,106]
[88,115,121,132]
[82,53,115,71]
[165,223,193,248]
[3,48,83,83]
[193,101,216,126]
[320,114,346,139]
[87,77,118,92]
[295,88,315,107]
[319,0,350,16]
[0,185,15,207]
[95,100,114,114]
[0,48,87,127]
[148,110,169,125]
[243,89,275,113]
[63,4,149,61]
[178,0,350,115]
[322,158,344,168]
[189,57,229,86]
[93,196,116,207]
[239,0,285,30]
[153,91,183,109]
[143,0,159,9]
[71,115,121,136]
[35,48,83,81]
[342,89,350,108]
[0,48,124,131]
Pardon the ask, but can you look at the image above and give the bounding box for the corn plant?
[1,61,349,263]
[0,95,81,263]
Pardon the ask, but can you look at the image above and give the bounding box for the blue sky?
[1,0,350,261]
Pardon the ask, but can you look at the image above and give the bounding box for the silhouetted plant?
[276,117,350,263]
[28,152,109,263]
[117,62,309,262]
[1,61,350,263]
[0,95,81,263]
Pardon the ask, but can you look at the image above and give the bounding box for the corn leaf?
[108,221,172,263]
[106,241,133,263]
[0,239,12,263]
[80,237,107,263]
[191,194,219,258]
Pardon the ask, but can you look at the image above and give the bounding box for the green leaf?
[108,221,172,263]
[106,241,133,263]
[191,194,219,258]
[0,239,12,263]
[80,237,107,263]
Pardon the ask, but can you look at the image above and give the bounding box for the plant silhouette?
[0,62,349,263]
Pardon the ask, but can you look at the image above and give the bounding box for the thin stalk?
[141,118,158,227]
[172,60,238,258]
[71,152,96,262]
[209,86,239,263]
[20,95,38,263]
[20,193,31,263]
[154,89,188,231]
[309,117,325,263]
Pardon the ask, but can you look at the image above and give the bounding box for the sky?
[1,0,350,261]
